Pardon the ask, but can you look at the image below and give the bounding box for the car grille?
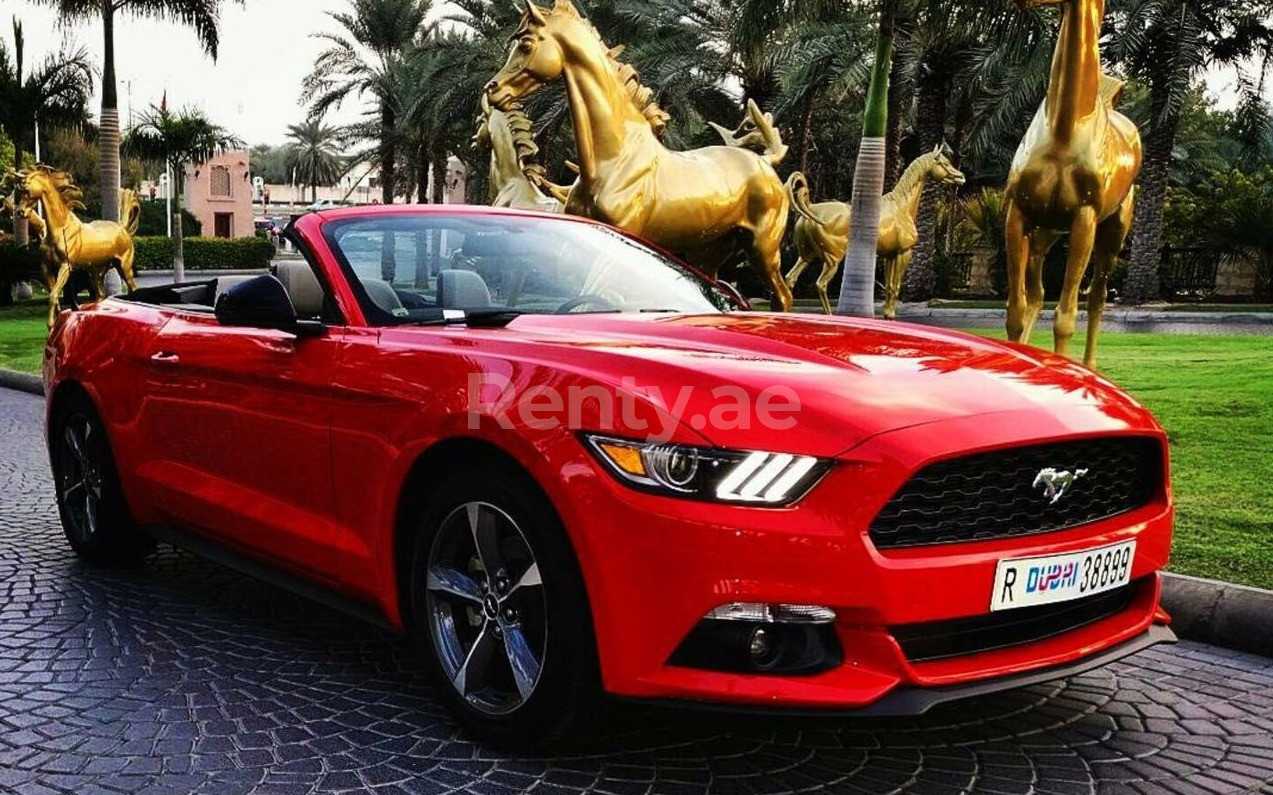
[869,437,1163,550]
[892,582,1139,663]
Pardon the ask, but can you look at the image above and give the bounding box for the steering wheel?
[556,294,621,314]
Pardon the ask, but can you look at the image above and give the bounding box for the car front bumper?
[556,407,1175,711]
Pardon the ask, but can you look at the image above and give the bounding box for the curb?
[1161,573,1273,658]
[0,370,1268,658]
[895,307,1273,325]
[0,369,43,397]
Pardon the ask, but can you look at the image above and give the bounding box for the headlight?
[581,434,831,506]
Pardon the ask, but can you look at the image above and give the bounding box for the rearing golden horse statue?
[16,166,141,327]
[487,0,792,311]
[474,96,566,213]
[1005,0,1142,368]
[784,146,966,317]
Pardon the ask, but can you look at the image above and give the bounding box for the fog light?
[749,626,772,657]
[669,619,843,676]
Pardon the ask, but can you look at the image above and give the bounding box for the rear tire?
[49,393,152,566]
[409,463,601,750]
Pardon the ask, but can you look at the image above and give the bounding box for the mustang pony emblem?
[1033,468,1090,505]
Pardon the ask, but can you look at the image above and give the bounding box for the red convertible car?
[44,205,1175,748]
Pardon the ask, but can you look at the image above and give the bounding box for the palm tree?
[1107,0,1273,303]
[126,105,241,281]
[285,119,345,203]
[35,0,239,230]
[836,0,898,317]
[302,0,434,206]
[894,1,1025,300]
[0,18,93,244]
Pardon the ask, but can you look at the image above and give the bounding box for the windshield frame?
[318,210,746,328]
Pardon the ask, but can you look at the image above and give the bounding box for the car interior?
[120,261,337,319]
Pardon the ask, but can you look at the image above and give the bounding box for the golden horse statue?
[487,0,793,311]
[16,166,141,327]
[474,96,566,213]
[1004,0,1142,368]
[784,146,966,317]
[710,98,788,167]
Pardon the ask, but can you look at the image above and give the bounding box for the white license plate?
[990,540,1136,612]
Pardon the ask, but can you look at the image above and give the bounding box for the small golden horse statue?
[784,146,966,317]
[16,166,141,327]
[487,0,793,311]
[1004,0,1141,368]
[474,96,566,213]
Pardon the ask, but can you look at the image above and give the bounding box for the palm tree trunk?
[99,3,123,295]
[173,174,185,283]
[884,9,913,186]
[430,143,447,205]
[12,146,28,246]
[902,74,948,302]
[417,144,430,203]
[797,91,815,176]
[379,103,396,205]
[1124,99,1177,304]
[836,0,895,317]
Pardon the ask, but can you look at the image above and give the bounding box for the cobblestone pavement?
[2,388,1272,795]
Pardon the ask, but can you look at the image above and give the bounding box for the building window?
[214,213,233,238]
[211,166,232,198]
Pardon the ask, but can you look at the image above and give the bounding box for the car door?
[138,308,343,580]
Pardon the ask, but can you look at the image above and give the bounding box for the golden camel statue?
[1004,0,1142,368]
[474,96,567,213]
[15,166,141,327]
[487,0,793,311]
[784,146,966,317]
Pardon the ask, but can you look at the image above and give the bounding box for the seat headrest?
[362,278,407,318]
[437,270,492,310]
[212,275,256,305]
[274,261,325,317]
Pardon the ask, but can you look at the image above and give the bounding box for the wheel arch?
[391,436,590,634]
[45,379,95,445]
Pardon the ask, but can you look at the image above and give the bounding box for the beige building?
[184,150,254,238]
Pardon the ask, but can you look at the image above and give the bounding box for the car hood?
[440,312,1154,458]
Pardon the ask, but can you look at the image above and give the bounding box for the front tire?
[50,393,151,565]
[410,465,600,750]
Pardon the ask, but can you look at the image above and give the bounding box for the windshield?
[322,213,736,325]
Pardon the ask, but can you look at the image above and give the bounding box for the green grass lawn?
[0,302,48,376]
[0,302,1269,589]
[969,330,1273,591]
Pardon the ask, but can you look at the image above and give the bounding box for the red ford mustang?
[44,205,1175,748]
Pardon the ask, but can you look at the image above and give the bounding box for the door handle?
[150,351,181,366]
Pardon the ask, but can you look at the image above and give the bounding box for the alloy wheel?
[56,415,104,545]
[425,501,546,715]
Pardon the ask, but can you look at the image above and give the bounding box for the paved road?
[2,387,1272,795]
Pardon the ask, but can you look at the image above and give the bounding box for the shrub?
[0,239,43,306]
[132,237,277,272]
[135,201,202,237]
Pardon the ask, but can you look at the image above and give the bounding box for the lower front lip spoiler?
[622,624,1176,718]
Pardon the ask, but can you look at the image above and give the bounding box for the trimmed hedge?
[133,237,277,272]
[136,201,202,237]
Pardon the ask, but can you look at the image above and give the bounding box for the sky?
[7,0,393,148]
[6,0,1257,150]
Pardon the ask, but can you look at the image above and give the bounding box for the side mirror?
[214,275,324,337]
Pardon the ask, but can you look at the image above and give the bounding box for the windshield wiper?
[407,309,524,328]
